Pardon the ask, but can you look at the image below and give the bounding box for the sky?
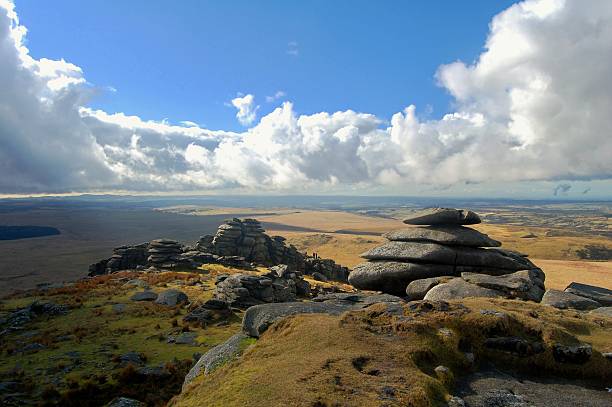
[1,0,612,199]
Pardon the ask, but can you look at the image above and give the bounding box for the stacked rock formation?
[147,239,183,269]
[349,208,545,301]
[196,218,305,270]
[88,243,149,275]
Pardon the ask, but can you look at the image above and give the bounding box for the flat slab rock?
[564,282,612,307]
[383,226,500,247]
[349,261,455,295]
[403,208,481,225]
[242,295,404,338]
[424,278,503,301]
[155,289,188,306]
[460,269,545,302]
[361,241,535,271]
[183,333,249,389]
[541,289,601,310]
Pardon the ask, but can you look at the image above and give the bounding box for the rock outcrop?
[212,270,310,308]
[349,208,544,301]
[89,243,149,275]
[147,239,183,269]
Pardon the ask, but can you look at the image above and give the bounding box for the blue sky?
[2,0,612,198]
[16,0,515,131]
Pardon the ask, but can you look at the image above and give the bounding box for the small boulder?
[564,282,612,306]
[552,344,592,364]
[130,290,158,302]
[405,277,447,301]
[589,307,612,318]
[541,289,600,310]
[424,278,503,301]
[106,398,146,407]
[155,289,188,306]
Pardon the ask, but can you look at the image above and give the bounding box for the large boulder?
[541,290,601,310]
[460,269,545,302]
[183,333,249,389]
[424,278,504,301]
[130,290,158,302]
[564,282,612,306]
[361,242,535,271]
[349,261,455,295]
[213,272,308,308]
[403,208,481,225]
[384,226,500,247]
[155,289,188,306]
[242,302,352,337]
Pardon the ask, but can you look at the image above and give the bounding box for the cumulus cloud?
[286,41,299,56]
[230,94,259,126]
[0,0,611,195]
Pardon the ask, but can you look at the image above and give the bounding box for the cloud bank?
[1,0,611,194]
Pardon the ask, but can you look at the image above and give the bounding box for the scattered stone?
[171,332,198,346]
[106,397,146,407]
[552,344,592,364]
[155,289,188,306]
[119,352,145,366]
[520,233,537,238]
[484,337,544,357]
[402,208,481,225]
[183,333,249,389]
[564,282,612,306]
[123,279,149,289]
[384,226,500,247]
[424,278,503,301]
[0,301,68,333]
[311,272,328,282]
[112,304,126,313]
[184,300,232,326]
[130,290,158,302]
[541,289,601,310]
[447,396,466,407]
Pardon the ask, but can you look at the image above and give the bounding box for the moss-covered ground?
[0,267,245,406]
[173,298,612,407]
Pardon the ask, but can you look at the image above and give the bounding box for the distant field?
[1,203,610,296]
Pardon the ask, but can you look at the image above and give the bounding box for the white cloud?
[230,94,259,126]
[0,0,611,195]
[286,41,299,56]
[266,90,286,103]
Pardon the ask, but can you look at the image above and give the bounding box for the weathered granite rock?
[552,344,592,364]
[405,277,449,300]
[88,243,149,276]
[123,279,149,289]
[403,208,481,225]
[213,271,310,308]
[130,290,158,302]
[424,278,503,301]
[242,302,352,337]
[564,282,612,306]
[589,307,612,318]
[361,242,535,271]
[349,261,455,295]
[182,333,249,389]
[541,289,600,310]
[312,292,404,307]
[155,289,188,306]
[147,239,183,269]
[0,301,68,332]
[384,226,500,247]
[484,337,544,357]
[460,269,545,302]
[183,299,232,326]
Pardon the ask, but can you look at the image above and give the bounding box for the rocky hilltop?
[88,218,349,282]
[1,208,611,406]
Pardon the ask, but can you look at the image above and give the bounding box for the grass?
[173,298,612,407]
[0,270,244,405]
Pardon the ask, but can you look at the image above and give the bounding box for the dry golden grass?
[261,210,404,233]
[534,259,612,290]
[173,298,612,407]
